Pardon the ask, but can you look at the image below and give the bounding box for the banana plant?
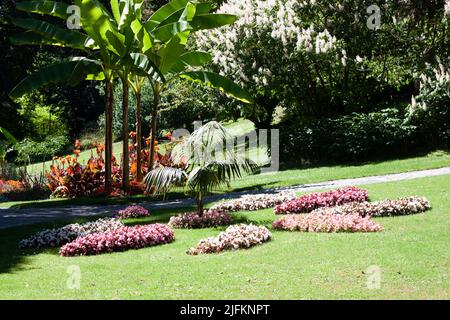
[128,0,254,172]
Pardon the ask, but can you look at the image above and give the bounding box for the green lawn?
[2,150,449,209]
[0,175,449,299]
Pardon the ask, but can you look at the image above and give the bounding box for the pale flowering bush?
[116,205,150,219]
[59,224,174,257]
[168,210,233,229]
[211,191,296,212]
[311,196,431,217]
[19,218,124,249]
[187,224,272,255]
[274,187,368,214]
[272,214,383,233]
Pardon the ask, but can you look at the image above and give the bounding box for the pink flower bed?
[116,205,150,219]
[168,210,233,229]
[272,213,383,233]
[274,186,368,215]
[60,224,174,256]
[187,224,272,255]
[310,196,430,217]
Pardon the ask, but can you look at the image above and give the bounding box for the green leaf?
[12,18,92,50]
[145,0,189,31]
[179,2,196,22]
[179,71,253,104]
[191,14,237,30]
[9,58,103,99]
[0,127,18,145]
[110,0,121,24]
[16,1,70,19]
[168,51,212,74]
[152,21,192,43]
[158,34,186,73]
[129,53,165,83]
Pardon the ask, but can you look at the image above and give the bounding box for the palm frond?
[144,166,186,195]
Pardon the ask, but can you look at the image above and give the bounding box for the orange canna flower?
[129,131,137,139]
[74,149,81,157]
[75,140,81,148]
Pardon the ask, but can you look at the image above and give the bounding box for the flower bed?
[310,196,431,217]
[168,210,233,229]
[19,218,124,249]
[272,214,383,233]
[116,205,150,219]
[187,224,272,255]
[274,186,368,214]
[211,191,296,212]
[60,224,174,256]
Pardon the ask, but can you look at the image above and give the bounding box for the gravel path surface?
[1,167,449,229]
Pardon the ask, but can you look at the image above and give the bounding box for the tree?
[0,126,18,178]
[145,121,258,215]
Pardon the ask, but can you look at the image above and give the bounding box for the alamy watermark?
[66,265,81,290]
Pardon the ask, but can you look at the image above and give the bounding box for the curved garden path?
[1,166,449,229]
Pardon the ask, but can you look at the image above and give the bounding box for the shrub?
[187,224,272,255]
[19,218,124,249]
[280,109,419,163]
[168,210,233,229]
[16,135,70,163]
[116,205,150,219]
[211,191,296,212]
[272,214,383,233]
[59,224,174,257]
[274,187,368,215]
[311,197,431,217]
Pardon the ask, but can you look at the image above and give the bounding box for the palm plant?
[145,121,259,215]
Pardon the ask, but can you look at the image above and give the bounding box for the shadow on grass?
[0,206,195,274]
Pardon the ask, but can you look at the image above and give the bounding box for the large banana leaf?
[129,53,165,83]
[168,51,212,74]
[152,20,192,43]
[191,14,237,30]
[145,0,190,31]
[158,34,186,73]
[0,127,18,145]
[178,72,253,104]
[12,18,93,50]
[15,1,70,19]
[9,58,103,99]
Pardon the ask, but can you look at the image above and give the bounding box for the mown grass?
[0,174,448,299]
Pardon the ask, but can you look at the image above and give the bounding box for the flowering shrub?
[168,210,233,229]
[211,191,296,212]
[116,205,150,219]
[310,196,431,217]
[0,179,25,194]
[19,218,124,249]
[274,187,368,214]
[187,224,272,255]
[60,224,174,256]
[272,214,383,233]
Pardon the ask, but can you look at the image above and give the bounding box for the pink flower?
[274,187,368,214]
[60,224,174,256]
[116,205,150,219]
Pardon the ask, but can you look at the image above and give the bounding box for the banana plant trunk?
[104,77,114,195]
[135,90,143,182]
[148,83,160,171]
[122,76,130,192]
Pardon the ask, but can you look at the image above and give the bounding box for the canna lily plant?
[9,0,253,195]
[145,121,259,215]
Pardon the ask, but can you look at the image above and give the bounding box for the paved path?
[1,167,449,229]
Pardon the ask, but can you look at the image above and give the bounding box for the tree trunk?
[148,83,160,171]
[197,193,204,217]
[135,90,143,182]
[104,78,114,195]
[122,76,130,192]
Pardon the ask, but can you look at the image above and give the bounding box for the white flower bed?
[211,191,296,212]
[19,218,124,249]
[187,224,272,255]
